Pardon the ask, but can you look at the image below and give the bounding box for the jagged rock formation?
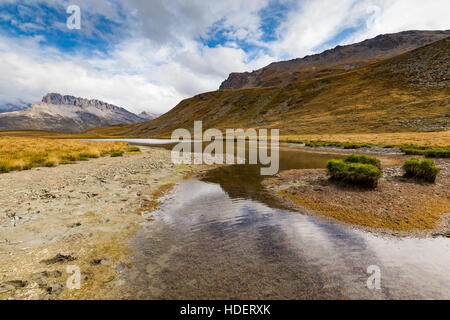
[0,93,150,133]
[219,30,450,90]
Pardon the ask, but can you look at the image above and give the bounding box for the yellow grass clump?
[0,137,128,173]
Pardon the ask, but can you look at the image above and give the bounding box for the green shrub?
[342,143,371,149]
[127,146,141,153]
[326,160,382,188]
[282,139,308,144]
[400,145,450,158]
[326,160,347,178]
[305,140,372,149]
[402,157,440,182]
[110,151,124,157]
[344,154,381,169]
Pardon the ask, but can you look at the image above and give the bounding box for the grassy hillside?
[89,37,448,140]
[220,30,450,89]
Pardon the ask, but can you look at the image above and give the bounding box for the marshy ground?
[0,136,449,299]
[264,155,450,236]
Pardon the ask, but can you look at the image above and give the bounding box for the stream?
[96,139,450,299]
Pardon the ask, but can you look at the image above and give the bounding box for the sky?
[0,0,449,114]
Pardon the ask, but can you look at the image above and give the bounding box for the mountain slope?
[220,30,450,90]
[89,35,449,138]
[0,94,151,133]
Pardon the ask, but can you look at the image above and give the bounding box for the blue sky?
[0,0,358,61]
[0,0,449,114]
[0,1,124,55]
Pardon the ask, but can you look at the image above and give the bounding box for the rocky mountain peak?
[41,93,121,111]
[0,93,151,133]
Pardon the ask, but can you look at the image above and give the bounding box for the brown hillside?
[87,36,449,138]
[219,30,450,89]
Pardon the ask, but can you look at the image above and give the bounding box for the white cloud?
[125,0,268,45]
[0,33,272,114]
[0,36,180,114]
[267,0,450,58]
[0,0,449,115]
[346,0,450,43]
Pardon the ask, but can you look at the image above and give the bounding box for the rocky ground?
[265,156,450,237]
[0,146,208,299]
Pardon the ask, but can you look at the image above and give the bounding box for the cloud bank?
[0,0,449,114]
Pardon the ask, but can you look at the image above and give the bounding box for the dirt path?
[0,146,208,299]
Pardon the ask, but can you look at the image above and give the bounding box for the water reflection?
[125,178,450,300]
[108,139,450,299]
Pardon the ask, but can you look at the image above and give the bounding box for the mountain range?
[85,30,449,138]
[0,94,159,133]
[0,30,448,136]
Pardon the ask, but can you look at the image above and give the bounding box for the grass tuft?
[402,157,440,182]
[326,160,382,188]
[304,140,372,149]
[127,146,141,153]
[110,151,124,157]
[400,144,450,158]
[344,154,381,169]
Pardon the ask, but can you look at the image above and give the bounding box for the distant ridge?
[220,30,450,90]
[138,111,160,121]
[0,93,152,133]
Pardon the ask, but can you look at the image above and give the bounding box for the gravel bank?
[0,146,208,299]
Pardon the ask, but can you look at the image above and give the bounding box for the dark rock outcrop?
[220,30,450,90]
[41,93,125,111]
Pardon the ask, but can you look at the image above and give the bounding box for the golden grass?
[0,129,136,139]
[0,137,128,173]
[281,131,450,148]
[270,163,450,232]
[280,190,449,232]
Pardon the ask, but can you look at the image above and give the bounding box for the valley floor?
[0,146,209,299]
[1,139,449,299]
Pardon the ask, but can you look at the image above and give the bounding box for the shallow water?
[106,139,450,299]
